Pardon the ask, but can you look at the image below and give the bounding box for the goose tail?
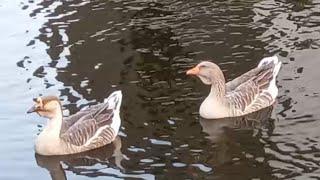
[105,90,122,134]
[104,90,123,112]
[258,56,282,99]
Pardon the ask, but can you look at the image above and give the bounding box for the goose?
[186,56,281,119]
[27,91,122,156]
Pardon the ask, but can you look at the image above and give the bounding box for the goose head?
[186,61,225,85]
[27,96,62,119]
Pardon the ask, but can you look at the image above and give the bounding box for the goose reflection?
[35,136,125,180]
[199,106,275,166]
[200,105,274,142]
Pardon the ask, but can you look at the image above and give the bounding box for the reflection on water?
[200,106,274,144]
[1,0,320,179]
[35,137,148,179]
[199,106,275,178]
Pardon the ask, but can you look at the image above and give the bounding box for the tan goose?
[187,56,281,119]
[27,91,122,156]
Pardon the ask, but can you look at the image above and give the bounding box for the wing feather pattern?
[226,62,276,113]
[60,103,115,147]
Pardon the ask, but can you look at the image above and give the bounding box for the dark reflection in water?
[2,0,320,179]
[200,106,274,144]
[199,106,275,179]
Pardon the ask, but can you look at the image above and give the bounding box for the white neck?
[42,110,63,138]
[209,82,225,99]
[200,84,227,119]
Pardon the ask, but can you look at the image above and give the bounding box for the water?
[1,0,320,179]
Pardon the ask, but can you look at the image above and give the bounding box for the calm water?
[1,0,320,179]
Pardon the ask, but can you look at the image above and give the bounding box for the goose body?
[28,91,122,156]
[187,56,281,119]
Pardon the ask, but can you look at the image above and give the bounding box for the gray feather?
[60,103,114,147]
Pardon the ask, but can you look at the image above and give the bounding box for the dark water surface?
[1,0,320,179]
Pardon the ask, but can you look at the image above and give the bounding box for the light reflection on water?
[1,0,320,179]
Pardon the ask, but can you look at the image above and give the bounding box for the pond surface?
[1,0,320,179]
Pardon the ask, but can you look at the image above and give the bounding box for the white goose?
[187,56,281,119]
[27,91,122,156]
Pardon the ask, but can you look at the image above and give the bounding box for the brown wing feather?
[226,67,262,92]
[85,127,116,149]
[60,103,114,147]
[61,117,98,146]
[227,80,259,111]
[226,62,274,92]
[227,63,275,112]
[60,103,113,134]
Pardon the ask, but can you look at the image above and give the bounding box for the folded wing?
[226,62,275,113]
[60,103,115,147]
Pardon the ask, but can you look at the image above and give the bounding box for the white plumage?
[259,56,282,99]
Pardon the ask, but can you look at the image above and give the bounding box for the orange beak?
[186,66,200,75]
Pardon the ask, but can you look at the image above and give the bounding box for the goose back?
[225,62,276,115]
[60,103,115,149]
